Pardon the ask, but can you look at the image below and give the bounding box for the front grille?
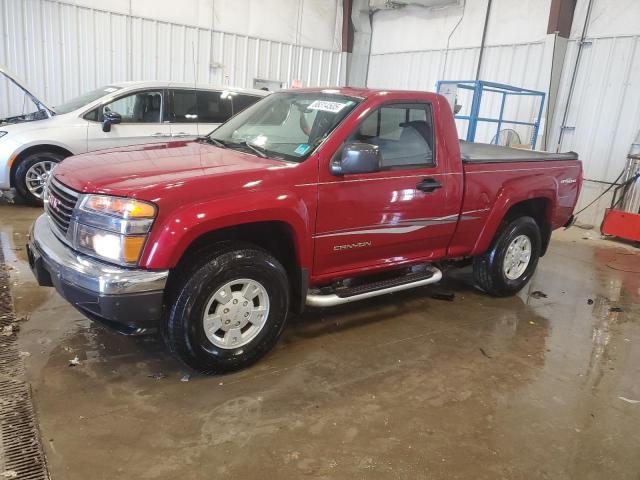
[45,176,79,235]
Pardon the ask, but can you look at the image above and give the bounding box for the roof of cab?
[277,87,442,100]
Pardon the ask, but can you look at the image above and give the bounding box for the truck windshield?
[209,91,360,162]
[54,85,122,114]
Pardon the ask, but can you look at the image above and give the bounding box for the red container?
[601,208,640,242]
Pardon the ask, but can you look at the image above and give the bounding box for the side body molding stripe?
[314,214,479,238]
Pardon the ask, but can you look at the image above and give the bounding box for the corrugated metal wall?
[367,40,550,146]
[0,0,346,117]
[368,27,640,226]
[550,34,640,226]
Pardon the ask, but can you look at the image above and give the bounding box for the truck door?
[314,102,459,277]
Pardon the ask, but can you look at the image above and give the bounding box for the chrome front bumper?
[27,213,169,334]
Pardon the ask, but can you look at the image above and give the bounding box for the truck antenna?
[192,41,198,88]
[191,41,200,129]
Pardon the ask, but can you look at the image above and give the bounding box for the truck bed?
[460,141,578,164]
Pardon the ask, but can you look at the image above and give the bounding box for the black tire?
[473,216,541,297]
[165,243,290,374]
[14,151,65,206]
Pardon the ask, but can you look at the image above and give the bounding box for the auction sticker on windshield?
[307,100,351,113]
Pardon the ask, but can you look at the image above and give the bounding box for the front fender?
[141,189,313,270]
[470,174,558,256]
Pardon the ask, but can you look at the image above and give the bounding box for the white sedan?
[0,66,268,205]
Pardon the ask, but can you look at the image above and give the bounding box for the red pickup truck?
[27,88,582,373]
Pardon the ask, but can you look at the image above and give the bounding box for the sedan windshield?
[54,85,122,114]
[209,91,360,162]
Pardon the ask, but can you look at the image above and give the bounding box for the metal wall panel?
[0,0,346,118]
[367,41,550,145]
[549,34,640,226]
[368,10,640,225]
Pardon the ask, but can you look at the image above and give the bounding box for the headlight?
[76,224,147,264]
[0,131,7,138]
[73,194,157,266]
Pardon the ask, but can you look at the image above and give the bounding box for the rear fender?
[470,175,558,256]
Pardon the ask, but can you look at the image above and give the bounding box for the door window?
[171,89,198,123]
[103,91,163,123]
[232,94,262,115]
[170,90,236,123]
[347,103,434,168]
[83,108,99,122]
[196,91,232,123]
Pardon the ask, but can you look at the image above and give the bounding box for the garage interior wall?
[2,0,639,226]
[0,0,346,115]
[368,0,554,148]
[368,0,640,226]
[548,0,640,226]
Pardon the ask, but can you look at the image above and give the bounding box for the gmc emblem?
[47,192,60,211]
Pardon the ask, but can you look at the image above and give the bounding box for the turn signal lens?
[82,195,156,218]
[122,236,147,263]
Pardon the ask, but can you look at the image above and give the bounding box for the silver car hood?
[1,65,55,123]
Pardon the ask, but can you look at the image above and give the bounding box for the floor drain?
[0,241,50,480]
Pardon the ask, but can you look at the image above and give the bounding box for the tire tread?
[164,242,289,374]
[473,216,541,297]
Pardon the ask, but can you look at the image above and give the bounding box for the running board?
[306,266,443,307]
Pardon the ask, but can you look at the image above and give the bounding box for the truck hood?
[0,65,55,124]
[53,141,291,200]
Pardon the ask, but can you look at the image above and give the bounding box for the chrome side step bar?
[306,267,443,307]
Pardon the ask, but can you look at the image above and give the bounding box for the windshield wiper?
[197,136,227,148]
[233,140,268,158]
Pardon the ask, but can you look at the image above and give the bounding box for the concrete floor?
[1,202,640,479]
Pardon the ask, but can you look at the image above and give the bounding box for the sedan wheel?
[25,160,55,200]
[14,151,65,206]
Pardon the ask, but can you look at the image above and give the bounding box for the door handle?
[151,132,169,137]
[172,132,190,137]
[416,178,442,193]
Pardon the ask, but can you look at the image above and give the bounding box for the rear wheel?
[473,216,541,296]
[14,151,65,205]
[165,244,289,374]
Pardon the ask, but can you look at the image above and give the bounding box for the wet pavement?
[1,202,639,479]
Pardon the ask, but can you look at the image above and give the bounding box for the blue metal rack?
[435,80,546,149]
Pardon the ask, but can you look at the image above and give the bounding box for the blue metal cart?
[435,80,546,149]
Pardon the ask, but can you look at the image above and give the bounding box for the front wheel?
[14,152,65,206]
[164,244,290,374]
[473,216,541,296]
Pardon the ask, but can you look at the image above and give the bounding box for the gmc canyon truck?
[27,88,582,373]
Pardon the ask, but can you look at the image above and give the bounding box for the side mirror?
[330,143,382,176]
[102,109,122,132]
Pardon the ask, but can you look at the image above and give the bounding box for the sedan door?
[191,90,233,135]
[168,90,263,138]
[167,89,200,139]
[87,89,171,151]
